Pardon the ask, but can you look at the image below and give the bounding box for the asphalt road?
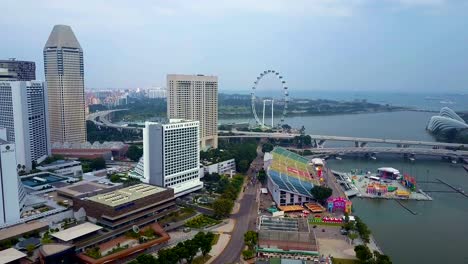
[213,147,262,264]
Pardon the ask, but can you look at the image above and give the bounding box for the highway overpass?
[87,109,143,131]
[218,131,466,149]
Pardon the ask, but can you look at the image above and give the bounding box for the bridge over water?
[86,111,467,158]
[218,131,466,149]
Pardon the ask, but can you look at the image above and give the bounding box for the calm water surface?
[221,111,468,264]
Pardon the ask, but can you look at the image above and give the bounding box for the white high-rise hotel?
[143,120,203,197]
[0,134,24,225]
[0,81,51,171]
[167,74,218,149]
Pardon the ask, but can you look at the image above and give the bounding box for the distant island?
[89,93,412,125]
[218,93,409,118]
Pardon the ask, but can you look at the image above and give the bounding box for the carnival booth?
[327,197,352,214]
[401,174,417,192]
[366,183,388,196]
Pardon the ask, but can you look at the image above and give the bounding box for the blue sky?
[2,0,468,93]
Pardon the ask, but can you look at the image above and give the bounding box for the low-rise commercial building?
[37,160,83,177]
[51,222,103,243]
[257,216,318,260]
[51,141,128,160]
[73,183,176,230]
[57,181,119,199]
[203,158,236,176]
[0,248,27,264]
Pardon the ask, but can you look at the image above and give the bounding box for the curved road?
[212,148,262,264]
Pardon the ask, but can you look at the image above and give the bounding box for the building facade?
[0,59,35,81]
[143,120,203,197]
[167,74,218,149]
[203,158,236,176]
[147,87,166,99]
[73,184,175,230]
[44,25,86,144]
[0,139,21,225]
[0,81,51,171]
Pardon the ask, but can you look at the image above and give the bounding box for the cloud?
[1,0,451,30]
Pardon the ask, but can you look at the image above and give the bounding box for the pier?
[395,200,418,215]
[436,178,468,198]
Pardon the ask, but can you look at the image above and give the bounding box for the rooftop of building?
[20,172,69,188]
[258,216,317,253]
[51,222,102,242]
[38,159,81,168]
[86,183,167,207]
[44,24,82,50]
[57,181,116,198]
[0,248,27,263]
[52,141,127,150]
[267,147,318,197]
[0,221,49,242]
[40,243,74,256]
[167,73,218,80]
[259,216,309,233]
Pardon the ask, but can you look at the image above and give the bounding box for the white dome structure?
[427,107,468,133]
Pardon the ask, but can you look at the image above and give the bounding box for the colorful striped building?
[265,147,319,206]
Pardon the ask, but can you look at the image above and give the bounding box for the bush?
[185,215,218,228]
[85,247,102,259]
[242,249,255,259]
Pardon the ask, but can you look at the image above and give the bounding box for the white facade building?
[167,74,218,149]
[0,81,51,171]
[143,119,203,197]
[147,87,167,99]
[37,160,82,177]
[203,159,236,176]
[0,139,22,225]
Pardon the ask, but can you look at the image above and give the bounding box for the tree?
[217,177,230,193]
[237,159,250,173]
[194,232,214,257]
[355,216,371,243]
[354,245,373,263]
[135,254,157,264]
[212,198,234,218]
[374,250,392,264]
[310,186,333,203]
[343,221,355,232]
[26,244,35,257]
[86,157,106,171]
[182,240,199,263]
[242,249,255,259]
[244,231,258,249]
[261,143,274,153]
[257,168,267,184]
[348,232,358,244]
[126,145,143,161]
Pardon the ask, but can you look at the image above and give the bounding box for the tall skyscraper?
[0,136,22,225]
[44,25,86,143]
[167,74,218,149]
[0,59,35,81]
[143,119,203,197]
[0,81,51,171]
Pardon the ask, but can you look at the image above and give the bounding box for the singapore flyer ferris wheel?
[251,70,289,129]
